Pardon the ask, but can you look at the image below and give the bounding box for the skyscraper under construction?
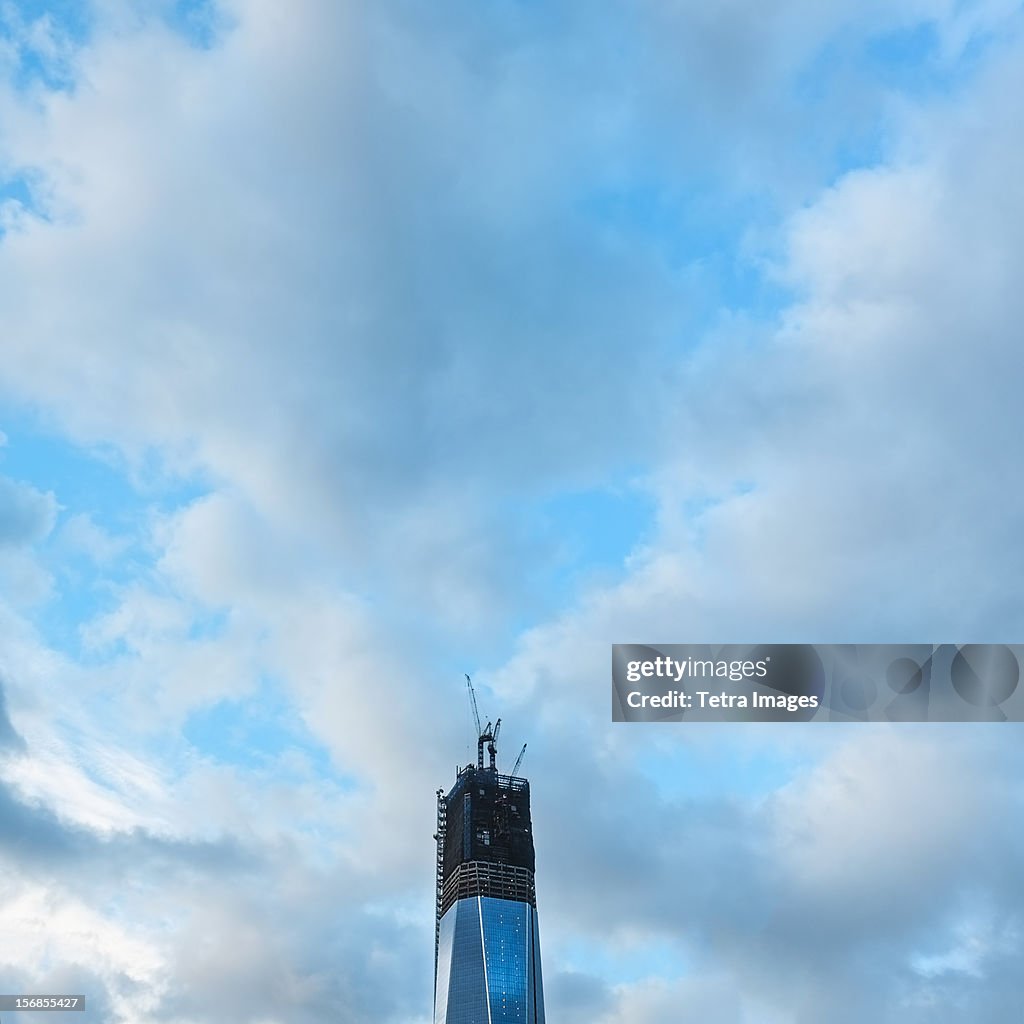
[433,679,546,1023]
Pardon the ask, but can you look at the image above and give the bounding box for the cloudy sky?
[1,1,1023,1021]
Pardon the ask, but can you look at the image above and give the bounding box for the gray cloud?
[0,476,56,548]
[1,0,992,635]
[524,727,1024,1023]
[0,773,253,878]
[0,675,26,752]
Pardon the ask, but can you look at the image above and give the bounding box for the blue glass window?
[435,897,545,1024]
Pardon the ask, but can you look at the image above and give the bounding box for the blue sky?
[2,1,1024,1022]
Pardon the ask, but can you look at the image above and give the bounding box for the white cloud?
[1,1,1024,1022]
[0,881,165,1018]
[57,512,130,563]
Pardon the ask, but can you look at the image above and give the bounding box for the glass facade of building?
[434,896,545,1024]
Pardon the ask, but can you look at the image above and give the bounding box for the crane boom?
[465,674,482,738]
[510,743,527,778]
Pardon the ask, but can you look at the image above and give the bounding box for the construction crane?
[510,742,527,779]
[488,718,501,770]
[465,674,497,770]
[465,674,481,737]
